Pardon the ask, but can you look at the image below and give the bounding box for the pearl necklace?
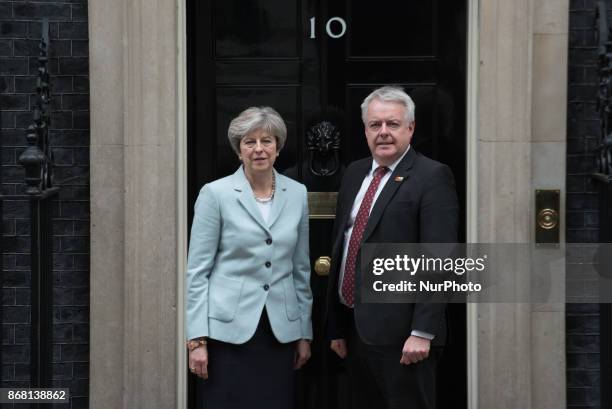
[254,173,275,203]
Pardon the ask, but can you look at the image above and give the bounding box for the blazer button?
[263,284,270,291]
[266,238,272,245]
[265,261,272,268]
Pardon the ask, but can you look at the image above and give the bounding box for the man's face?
[364,99,414,166]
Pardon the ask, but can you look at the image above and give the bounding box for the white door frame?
[174,0,481,408]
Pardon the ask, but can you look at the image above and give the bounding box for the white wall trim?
[91,0,180,406]
[466,0,480,408]
[176,0,188,407]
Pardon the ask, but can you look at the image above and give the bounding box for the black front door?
[187,1,467,408]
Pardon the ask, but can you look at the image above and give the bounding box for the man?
[326,86,458,409]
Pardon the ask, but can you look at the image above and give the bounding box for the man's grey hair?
[227,106,287,154]
[360,85,416,124]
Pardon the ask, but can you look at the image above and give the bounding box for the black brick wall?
[0,1,89,408]
[568,0,603,408]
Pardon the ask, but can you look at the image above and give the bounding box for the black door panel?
[187,1,467,408]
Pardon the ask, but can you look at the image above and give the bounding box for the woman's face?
[239,129,278,175]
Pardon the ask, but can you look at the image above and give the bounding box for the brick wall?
[0,1,89,408]
[567,0,603,408]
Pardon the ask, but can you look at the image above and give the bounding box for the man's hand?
[330,338,347,359]
[189,345,209,379]
[294,339,312,369]
[400,335,430,365]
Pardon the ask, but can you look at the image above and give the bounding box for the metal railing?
[0,18,59,390]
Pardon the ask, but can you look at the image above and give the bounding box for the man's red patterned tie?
[341,166,389,307]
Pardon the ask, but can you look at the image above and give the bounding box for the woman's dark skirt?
[201,308,296,409]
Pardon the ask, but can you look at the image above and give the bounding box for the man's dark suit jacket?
[326,147,459,347]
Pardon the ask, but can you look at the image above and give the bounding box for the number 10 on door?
[309,17,347,39]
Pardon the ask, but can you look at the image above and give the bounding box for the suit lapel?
[362,148,417,242]
[233,167,271,234]
[267,170,288,228]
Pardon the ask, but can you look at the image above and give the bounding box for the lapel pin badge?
[394,176,404,182]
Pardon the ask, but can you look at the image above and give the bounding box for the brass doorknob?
[314,256,331,276]
[537,208,559,230]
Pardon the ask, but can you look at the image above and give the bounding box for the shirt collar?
[370,145,411,175]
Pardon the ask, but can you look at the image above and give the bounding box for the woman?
[186,107,313,409]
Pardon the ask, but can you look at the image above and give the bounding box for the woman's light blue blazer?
[186,167,313,344]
